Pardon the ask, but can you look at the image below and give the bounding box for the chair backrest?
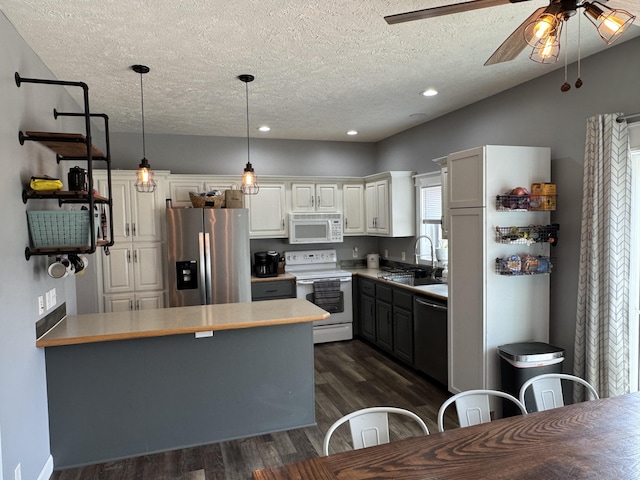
[437,389,527,432]
[322,406,429,456]
[518,373,599,412]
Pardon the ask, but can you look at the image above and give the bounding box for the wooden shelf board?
[24,131,106,159]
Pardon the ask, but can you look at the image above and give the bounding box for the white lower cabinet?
[104,292,166,313]
[102,243,164,294]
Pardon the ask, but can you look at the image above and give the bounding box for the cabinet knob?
[132,223,136,237]
[125,223,130,237]
[127,250,131,263]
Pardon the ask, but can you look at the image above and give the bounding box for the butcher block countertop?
[36,298,329,347]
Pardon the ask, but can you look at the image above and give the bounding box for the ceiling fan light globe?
[524,13,559,46]
[529,32,561,64]
[583,2,636,44]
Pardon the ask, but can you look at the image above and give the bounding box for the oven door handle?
[296,277,352,285]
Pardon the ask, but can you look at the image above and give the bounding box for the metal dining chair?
[322,406,429,456]
[518,373,599,413]
[437,389,527,432]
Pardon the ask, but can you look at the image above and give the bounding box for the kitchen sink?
[381,274,443,286]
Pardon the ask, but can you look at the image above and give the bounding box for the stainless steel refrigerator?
[166,208,251,306]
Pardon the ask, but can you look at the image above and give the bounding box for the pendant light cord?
[139,71,146,159]
[245,79,250,165]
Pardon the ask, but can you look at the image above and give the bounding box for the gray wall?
[109,131,377,177]
[376,36,640,372]
[0,12,89,480]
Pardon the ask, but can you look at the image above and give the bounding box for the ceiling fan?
[384,0,637,66]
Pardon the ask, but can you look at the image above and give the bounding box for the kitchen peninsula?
[37,299,329,469]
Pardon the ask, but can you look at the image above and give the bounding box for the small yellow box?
[531,183,556,195]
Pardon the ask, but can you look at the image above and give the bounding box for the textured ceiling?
[1,0,638,142]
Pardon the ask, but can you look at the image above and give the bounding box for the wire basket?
[27,210,91,248]
[189,192,224,208]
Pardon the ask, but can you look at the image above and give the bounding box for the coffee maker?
[254,251,279,278]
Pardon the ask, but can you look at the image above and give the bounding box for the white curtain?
[574,113,632,400]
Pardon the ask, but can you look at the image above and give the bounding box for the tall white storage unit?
[447,145,552,395]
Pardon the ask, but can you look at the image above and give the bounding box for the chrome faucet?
[413,235,435,268]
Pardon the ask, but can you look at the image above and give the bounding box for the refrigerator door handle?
[198,232,207,305]
[204,232,212,304]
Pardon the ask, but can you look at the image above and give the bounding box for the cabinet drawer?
[393,288,413,311]
[251,280,296,301]
[360,279,376,297]
[376,283,392,303]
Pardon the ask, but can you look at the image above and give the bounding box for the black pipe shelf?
[16,72,115,260]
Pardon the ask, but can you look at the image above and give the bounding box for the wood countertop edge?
[36,311,330,348]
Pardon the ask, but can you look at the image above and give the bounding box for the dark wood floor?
[50,339,452,480]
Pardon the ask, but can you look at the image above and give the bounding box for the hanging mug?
[47,256,73,279]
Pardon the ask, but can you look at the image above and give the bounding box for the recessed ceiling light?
[421,88,438,97]
[346,130,358,136]
[258,126,271,132]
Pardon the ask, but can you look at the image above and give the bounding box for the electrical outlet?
[15,463,22,480]
[50,288,57,307]
[38,296,44,315]
[384,249,388,258]
[45,290,52,310]
[352,246,358,258]
[401,251,406,261]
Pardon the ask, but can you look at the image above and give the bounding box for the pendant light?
[132,64,157,193]
[239,74,259,195]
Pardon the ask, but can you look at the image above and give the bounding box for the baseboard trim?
[37,455,54,480]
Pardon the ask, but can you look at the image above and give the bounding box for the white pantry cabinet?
[291,183,338,212]
[364,171,415,237]
[446,145,551,395]
[103,291,165,313]
[342,183,365,235]
[93,170,168,313]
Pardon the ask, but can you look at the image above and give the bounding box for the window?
[415,172,446,266]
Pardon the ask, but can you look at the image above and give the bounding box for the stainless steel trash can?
[498,342,564,416]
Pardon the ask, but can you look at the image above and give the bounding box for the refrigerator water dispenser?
[176,261,198,290]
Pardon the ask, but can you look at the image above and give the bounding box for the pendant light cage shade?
[135,157,156,193]
[241,162,259,195]
[524,11,561,47]
[239,74,259,195]
[132,64,156,193]
[583,2,636,44]
[529,21,563,64]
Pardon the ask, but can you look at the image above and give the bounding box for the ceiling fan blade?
[384,0,530,24]
[484,6,547,65]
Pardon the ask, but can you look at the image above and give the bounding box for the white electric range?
[284,249,353,344]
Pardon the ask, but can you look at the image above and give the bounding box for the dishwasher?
[413,296,448,386]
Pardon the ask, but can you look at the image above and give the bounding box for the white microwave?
[288,213,344,244]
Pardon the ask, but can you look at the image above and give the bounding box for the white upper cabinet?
[342,183,365,235]
[447,146,486,208]
[245,182,288,238]
[365,171,415,237]
[291,183,338,212]
[96,172,166,243]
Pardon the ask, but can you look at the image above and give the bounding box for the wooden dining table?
[253,392,640,479]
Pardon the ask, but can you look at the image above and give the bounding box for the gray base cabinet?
[251,279,296,301]
[357,277,415,366]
